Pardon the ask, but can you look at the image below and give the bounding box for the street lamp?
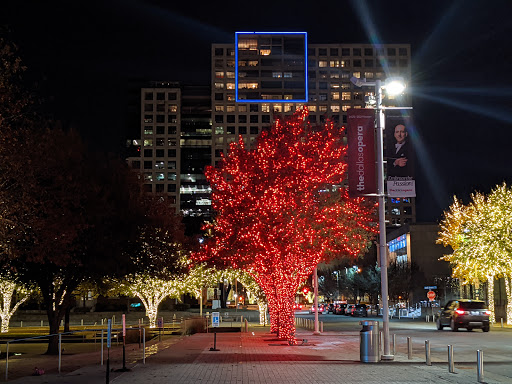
[351,75,406,360]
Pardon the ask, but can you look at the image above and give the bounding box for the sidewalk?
[8,325,509,384]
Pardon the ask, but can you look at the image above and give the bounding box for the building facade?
[127,34,415,234]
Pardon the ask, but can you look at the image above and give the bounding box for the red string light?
[194,108,377,344]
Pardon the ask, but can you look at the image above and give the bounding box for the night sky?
[2,0,512,224]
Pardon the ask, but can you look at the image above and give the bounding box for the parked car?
[335,303,347,315]
[344,304,356,316]
[437,299,490,332]
[310,304,325,314]
[352,304,368,317]
[327,303,335,313]
[293,303,303,310]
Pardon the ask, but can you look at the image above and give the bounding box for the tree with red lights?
[196,109,377,343]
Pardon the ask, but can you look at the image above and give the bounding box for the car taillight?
[484,310,491,315]
[455,309,465,315]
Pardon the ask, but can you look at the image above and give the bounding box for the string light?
[195,108,377,343]
[0,279,29,333]
[438,183,512,324]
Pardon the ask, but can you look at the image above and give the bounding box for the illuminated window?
[144,173,153,181]
[226,71,235,78]
[342,92,351,101]
[331,92,340,100]
[227,94,235,101]
[143,139,153,146]
[342,105,350,112]
[215,71,224,79]
[330,72,340,79]
[168,105,178,112]
[340,60,349,67]
[214,82,224,89]
[284,103,294,112]
[144,127,153,135]
[341,83,351,89]
[352,72,361,78]
[364,72,374,79]
[260,48,271,55]
[331,105,340,112]
[319,105,327,112]
[168,172,176,181]
[238,105,247,112]
[155,161,165,169]
[391,208,400,215]
[227,83,235,90]
[330,60,340,67]
[226,105,235,112]
[273,72,282,78]
[227,60,235,67]
[261,104,270,112]
[215,105,224,112]
[273,105,282,112]
[319,60,328,67]
[167,161,176,169]
[248,60,258,66]
[284,72,292,78]
[238,39,257,50]
[215,126,224,135]
[308,105,317,112]
[331,83,340,89]
[341,71,350,79]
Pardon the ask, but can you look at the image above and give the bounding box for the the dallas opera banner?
[385,110,416,197]
[347,109,376,197]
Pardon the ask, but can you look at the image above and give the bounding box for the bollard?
[320,321,323,333]
[392,334,396,355]
[379,330,383,353]
[81,319,84,326]
[501,318,504,328]
[407,337,412,360]
[425,340,431,366]
[5,342,9,381]
[143,327,146,364]
[41,320,43,327]
[448,345,455,373]
[477,350,484,382]
[426,315,429,323]
[20,321,23,328]
[58,333,62,373]
[101,318,104,326]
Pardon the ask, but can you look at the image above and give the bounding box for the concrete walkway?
[7,325,509,384]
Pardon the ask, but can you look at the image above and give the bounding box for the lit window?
[248,61,258,66]
[342,92,351,100]
[284,103,294,112]
[226,71,235,78]
[144,127,153,135]
[331,105,340,112]
[272,72,282,78]
[330,60,340,67]
[168,105,178,112]
[215,126,224,135]
[352,72,361,78]
[215,105,224,112]
[215,71,224,79]
[226,105,235,112]
[308,105,317,112]
[341,60,349,67]
[238,38,257,50]
[143,139,153,146]
[227,83,235,90]
[284,72,292,78]
[144,173,153,181]
[391,208,401,215]
[319,105,327,112]
[342,105,350,112]
[341,83,351,89]
[238,105,247,112]
[215,82,224,89]
[319,60,328,67]
[331,92,340,100]
[330,72,340,79]
[260,49,271,55]
[261,104,270,112]
[364,72,374,79]
[273,105,282,112]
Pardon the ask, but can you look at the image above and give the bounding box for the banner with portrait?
[385,111,415,197]
[347,108,376,197]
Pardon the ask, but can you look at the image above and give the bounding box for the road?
[295,312,512,381]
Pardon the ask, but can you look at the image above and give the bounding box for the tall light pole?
[313,266,320,335]
[351,76,406,360]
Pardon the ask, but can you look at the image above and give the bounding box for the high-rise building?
[127,34,414,234]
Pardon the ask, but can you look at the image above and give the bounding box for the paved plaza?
[6,322,511,384]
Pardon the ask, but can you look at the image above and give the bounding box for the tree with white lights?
[0,278,30,333]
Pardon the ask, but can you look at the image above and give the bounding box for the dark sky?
[2,0,512,223]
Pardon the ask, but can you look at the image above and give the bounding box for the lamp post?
[351,76,406,360]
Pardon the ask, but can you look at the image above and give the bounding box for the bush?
[181,317,206,335]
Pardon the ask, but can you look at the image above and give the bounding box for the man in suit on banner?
[387,123,412,178]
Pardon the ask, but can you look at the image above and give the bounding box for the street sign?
[107,319,112,348]
[424,286,437,290]
[122,314,126,337]
[157,317,164,328]
[212,312,220,328]
[427,290,436,301]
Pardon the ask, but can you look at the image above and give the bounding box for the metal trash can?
[360,320,380,363]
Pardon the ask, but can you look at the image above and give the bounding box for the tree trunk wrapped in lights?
[487,275,496,324]
[124,275,182,328]
[195,109,377,344]
[438,183,512,324]
[0,280,29,333]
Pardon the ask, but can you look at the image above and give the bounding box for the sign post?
[106,319,111,384]
[115,314,130,372]
[210,312,220,351]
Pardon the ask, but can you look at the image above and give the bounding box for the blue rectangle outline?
[235,32,308,103]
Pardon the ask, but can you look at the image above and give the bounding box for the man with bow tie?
[387,124,412,178]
